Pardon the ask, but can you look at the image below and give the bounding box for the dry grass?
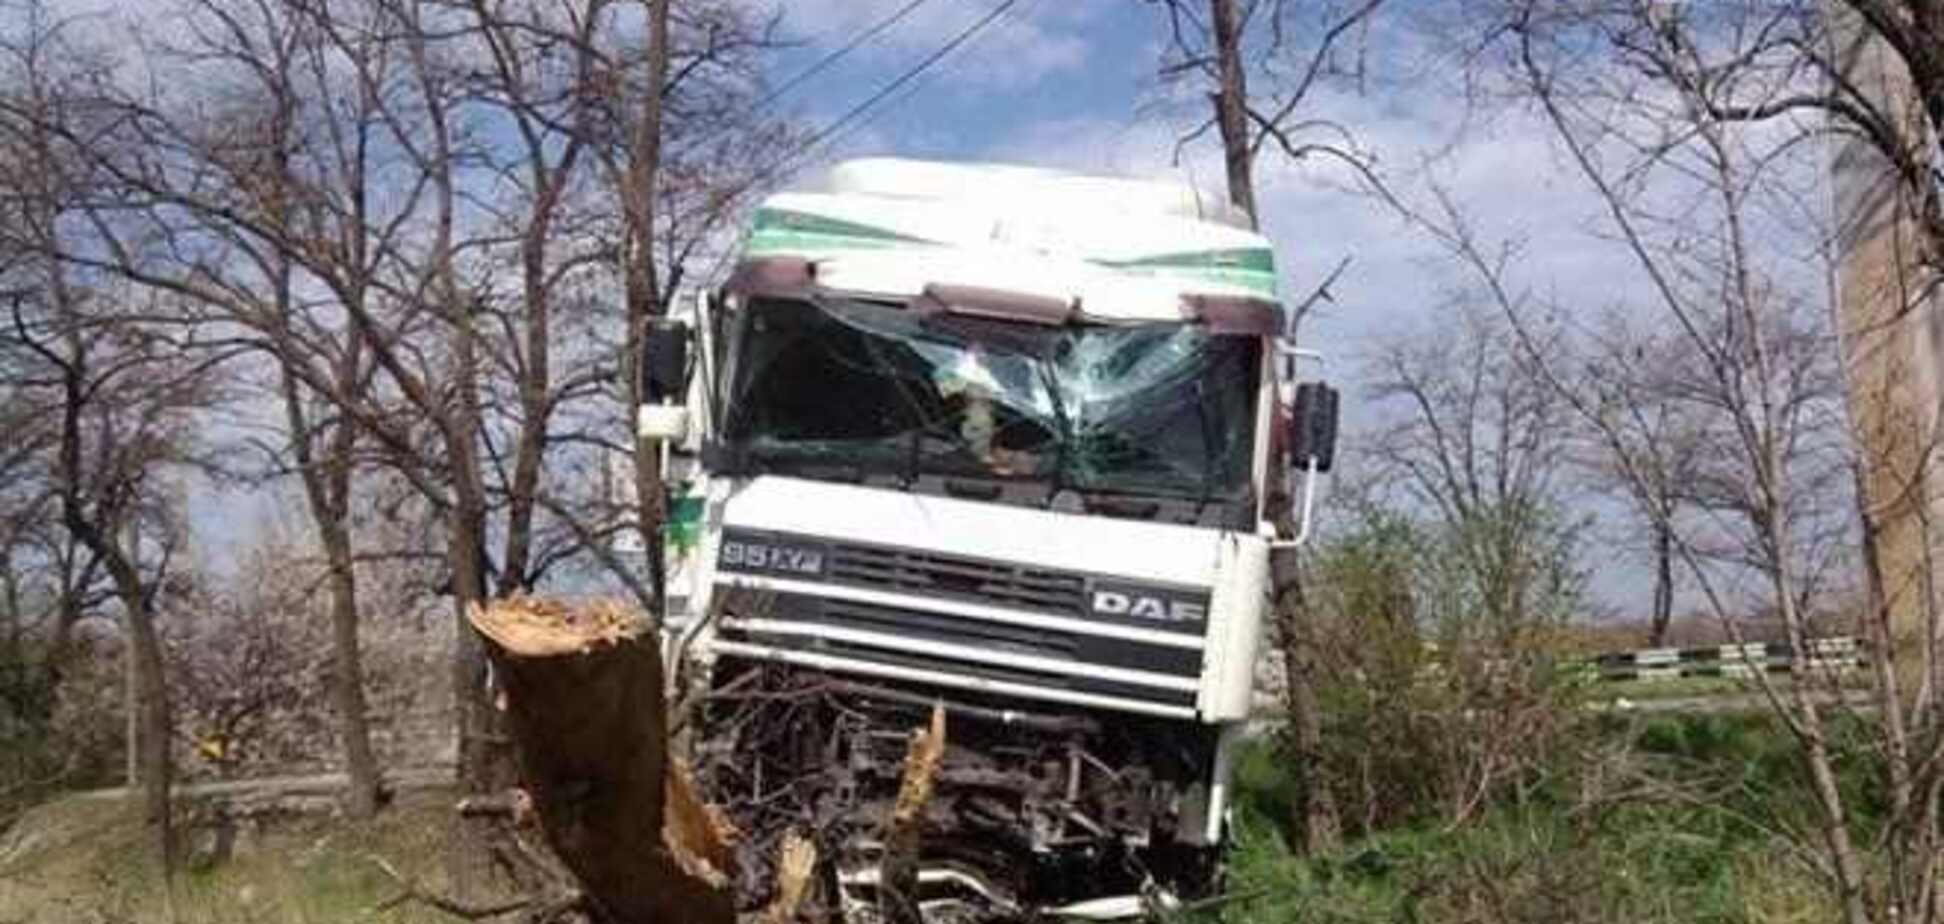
[0,788,473,924]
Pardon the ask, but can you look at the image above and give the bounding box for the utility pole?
[123,515,139,788]
[1827,3,1944,647]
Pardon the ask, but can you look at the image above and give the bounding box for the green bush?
[1283,502,1590,836]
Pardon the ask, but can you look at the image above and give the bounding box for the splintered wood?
[665,754,738,888]
[469,595,641,656]
[471,596,940,923]
[467,596,735,923]
[892,705,947,827]
[880,705,947,924]
[757,830,818,924]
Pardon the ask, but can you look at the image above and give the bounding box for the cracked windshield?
[721,295,1261,506]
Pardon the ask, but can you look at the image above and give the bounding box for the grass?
[0,789,470,924]
[1199,717,1847,924]
[1205,794,1834,924]
[0,712,1870,923]
[1586,673,1871,704]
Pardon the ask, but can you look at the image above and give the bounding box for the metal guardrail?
[1590,637,1865,682]
[1242,637,1871,724]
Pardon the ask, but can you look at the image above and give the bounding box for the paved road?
[75,766,455,802]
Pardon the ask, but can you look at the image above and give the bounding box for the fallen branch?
[367,855,538,921]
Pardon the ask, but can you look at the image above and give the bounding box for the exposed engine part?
[690,660,1224,922]
[836,863,1020,923]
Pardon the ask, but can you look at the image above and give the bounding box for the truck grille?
[713,528,1212,714]
[716,595,1201,709]
[821,596,1079,661]
[824,542,1087,615]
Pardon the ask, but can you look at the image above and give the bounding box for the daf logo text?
[1090,587,1207,624]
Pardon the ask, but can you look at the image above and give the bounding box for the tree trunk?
[625,0,675,621]
[400,8,520,886]
[447,499,515,896]
[267,88,383,818]
[1208,0,1258,225]
[125,588,174,878]
[468,597,734,923]
[1765,482,1870,924]
[447,320,517,895]
[279,355,381,820]
[324,529,381,819]
[1207,0,1337,855]
[1649,523,1673,647]
[52,348,174,879]
[94,527,174,883]
[1271,547,1340,854]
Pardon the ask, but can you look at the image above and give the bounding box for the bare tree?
[1438,4,1872,917]
[593,1,793,617]
[4,286,207,887]
[164,534,341,782]
[147,0,393,817]
[1635,1,1944,276]
[0,5,240,886]
[1144,0,1398,855]
[1503,0,1944,652]
[1573,307,1713,646]
[0,0,794,897]
[1147,0,1392,225]
[620,0,675,614]
[1362,301,1587,647]
[0,0,528,881]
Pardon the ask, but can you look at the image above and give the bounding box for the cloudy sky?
[44,0,1832,611]
[759,1,1656,371]
[754,1,1847,612]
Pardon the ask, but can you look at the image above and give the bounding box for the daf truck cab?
[639,158,1338,922]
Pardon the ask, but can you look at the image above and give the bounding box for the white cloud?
[973,91,1636,355]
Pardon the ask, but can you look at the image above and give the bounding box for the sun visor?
[1180,294,1283,336]
[920,283,1075,326]
[723,256,817,297]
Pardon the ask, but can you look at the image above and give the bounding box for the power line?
[795,0,1021,160]
[693,0,1027,285]
[814,0,1022,158]
[749,0,939,114]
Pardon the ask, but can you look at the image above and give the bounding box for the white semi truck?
[637,158,1338,922]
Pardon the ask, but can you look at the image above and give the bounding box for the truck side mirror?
[638,320,692,443]
[1289,382,1339,473]
[641,320,691,405]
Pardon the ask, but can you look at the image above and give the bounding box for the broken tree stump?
[469,597,736,924]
